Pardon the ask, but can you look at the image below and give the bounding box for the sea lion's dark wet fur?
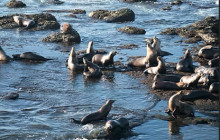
[83,57,102,78]
[105,117,129,135]
[180,72,201,87]
[176,49,194,72]
[12,52,52,61]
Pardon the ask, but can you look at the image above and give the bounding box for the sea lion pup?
[12,52,52,62]
[198,45,219,59]
[92,50,118,67]
[0,46,11,61]
[152,80,186,90]
[104,117,129,135]
[153,74,181,82]
[194,66,219,80]
[152,36,162,56]
[144,56,166,74]
[13,16,35,29]
[3,92,19,100]
[71,100,115,125]
[127,43,157,68]
[83,57,102,78]
[166,91,194,118]
[209,82,219,93]
[179,72,201,88]
[67,47,84,71]
[176,49,194,72]
[60,22,73,34]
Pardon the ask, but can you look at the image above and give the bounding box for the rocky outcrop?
[0,13,60,31]
[118,26,146,34]
[119,0,156,3]
[89,8,135,23]
[44,9,86,14]
[6,0,26,8]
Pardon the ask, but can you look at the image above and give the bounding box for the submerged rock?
[118,26,146,34]
[6,0,26,8]
[89,8,135,23]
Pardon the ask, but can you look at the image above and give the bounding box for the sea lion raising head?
[0,46,11,61]
[144,56,166,75]
[67,47,84,71]
[176,49,193,72]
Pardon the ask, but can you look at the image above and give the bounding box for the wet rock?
[170,0,182,5]
[0,13,60,31]
[89,8,135,23]
[161,6,171,11]
[4,92,19,100]
[45,9,86,14]
[50,0,64,5]
[118,26,146,34]
[119,0,156,2]
[184,37,202,43]
[6,0,26,8]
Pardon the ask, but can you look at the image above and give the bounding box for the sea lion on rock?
[12,52,52,62]
[71,100,115,125]
[209,82,219,93]
[77,41,96,63]
[67,47,84,71]
[153,74,181,82]
[194,66,219,79]
[179,72,201,88]
[60,22,73,34]
[92,50,118,67]
[13,16,35,29]
[105,117,129,135]
[176,49,194,72]
[181,90,214,101]
[152,36,162,56]
[152,80,186,90]
[208,57,219,67]
[0,46,11,61]
[144,56,166,74]
[83,57,102,78]
[198,73,211,86]
[198,45,219,59]
[166,91,194,118]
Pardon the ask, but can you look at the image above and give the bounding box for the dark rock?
[161,6,171,11]
[118,26,146,34]
[89,8,135,23]
[209,82,219,93]
[4,92,19,100]
[6,0,26,8]
[170,0,182,5]
[208,57,219,67]
[0,13,60,31]
[45,9,86,14]
[119,0,156,3]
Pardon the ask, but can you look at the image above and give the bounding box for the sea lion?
[166,91,194,118]
[198,45,219,59]
[92,50,118,67]
[209,82,219,93]
[152,80,186,90]
[208,57,219,67]
[67,47,84,71]
[198,73,211,86]
[13,16,35,29]
[179,72,201,87]
[194,66,219,79]
[0,46,11,61]
[104,117,129,135]
[176,49,194,72]
[3,92,19,100]
[127,43,157,67]
[152,36,162,56]
[83,57,102,78]
[86,41,95,54]
[71,100,115,125]
[77,41,96,63]
[143,56,166,74]
[181,90,214,101]
[153,74,181,82]
[60,22,73,34]
[12,52,52,61]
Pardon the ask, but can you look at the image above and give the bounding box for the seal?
[77,41,96,63]
[86,41,95,54]
[67,47,84,71]
[152,80,186,90]
[13,16,35,29]
[181,90,214,101]
[143,56,166,74]
[92,50,118,67]
[152,36,162,56]
[209,82,219,93]
[198,45,219,59]
[60,22,73,34]
[12,52,52,61]
[104,117,129,135]
[71,100,115,125]
[198,73,211,86]
[208,57,219,67]
[3,92,19,100]
[176,49,194,72]
[0,46,11,61]
[83,57,102,78]
[194,66,219,80]
[153,74,181,82]
[166,91,194,118]
[179,72,201,88]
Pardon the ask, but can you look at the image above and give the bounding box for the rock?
[6,0,26,8]
[72,9,86,14]
[89,8,135,23]
[161,6,171,11]
[208,57,219,67]
[119,0,156,3]
[0,13,60,31]
[170,0,182,5]
[118,26,146,34]
[45,9,86,14]
[4,92,19,100]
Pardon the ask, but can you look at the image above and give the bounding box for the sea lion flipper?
[70,118,81,124]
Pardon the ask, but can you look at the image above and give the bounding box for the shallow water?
[0,0,219,139]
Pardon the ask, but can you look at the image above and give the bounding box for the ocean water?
[0,0,218,139]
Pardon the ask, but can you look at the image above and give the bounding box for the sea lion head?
[184,49,191,59]
[110,50,118,56]
[13,16,23,26]
[60,22,73,34]
[86,41,94,54]
[106,99,115,104]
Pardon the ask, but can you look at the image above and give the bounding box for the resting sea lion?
[67,47,84,71]
[13,16,35,29]
[179,72,201,87]
[209,82,219,93]
[144,56,166,74]
[12,52,52,61]
[152,36,162,56]
[105,117,129,135]
[208,57,219,67]
[83,57,102,78]
[152,80,186,90]
[181,90,214,101]
[92,50,117,67]
[0,46,11,61]
[60,22,73,34]
[194,66,219,79]
[198,45,219,59]
[198,73,211,86]
[153,74,181,82]
[176,49,194,72]
[71,100,115,125]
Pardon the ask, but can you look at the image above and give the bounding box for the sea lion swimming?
[92,50,118,67]
[143,56,166,75]
[71,100,115,125]
[13,16,35,29]
[83,57,102,78]
[0,46,11,61]
[176,49,194,72]
[179,72,201,88]
[12,52,52,62]
[67,47,84,71]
